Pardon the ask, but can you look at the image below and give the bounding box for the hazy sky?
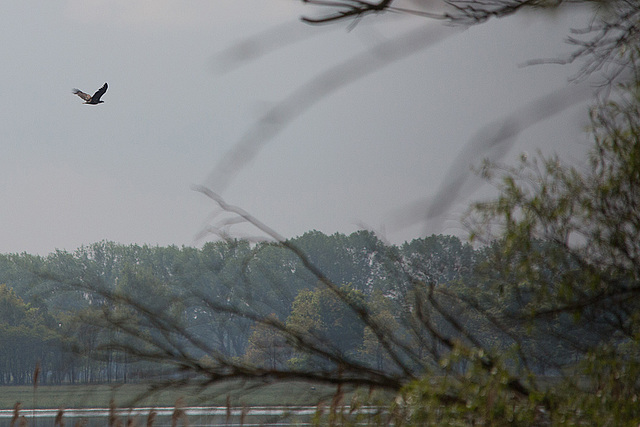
[1,1,592,255]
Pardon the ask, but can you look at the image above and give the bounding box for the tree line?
[0,232,480,385]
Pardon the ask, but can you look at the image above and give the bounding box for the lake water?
[0,405,379,426]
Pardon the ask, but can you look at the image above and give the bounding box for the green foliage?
[244,314,290,369]
[454,81,640,424]
[0,284,63,385]
[287,284,366,365]
[0,232,476,388]
[359,291,401,371]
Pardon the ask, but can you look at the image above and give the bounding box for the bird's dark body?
[73,83,108,104]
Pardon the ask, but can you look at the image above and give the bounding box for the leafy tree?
[244,314,291,369]
[290,231,391,293]
[0,253,44,301]
[400,235,474,286]
[0,284,62,385]
[359,291,401,372]
[453,78,640,423]
[286,284,366,368]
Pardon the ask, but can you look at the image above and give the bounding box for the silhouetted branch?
[194,187,423,380]
[424,82,593,222]
[301,0,394,24]
[205,24,460,193]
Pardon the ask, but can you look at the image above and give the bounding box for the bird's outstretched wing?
[91,83,108,103]
[73,89,92,102]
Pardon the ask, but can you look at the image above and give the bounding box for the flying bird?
[73,83,108,104]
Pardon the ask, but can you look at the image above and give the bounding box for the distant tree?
[0,284,61,385]
[359,291,401,372]
[244,314,290,369]
[290,231,390,293]
[400,235,474,285]
[286,284,366,365]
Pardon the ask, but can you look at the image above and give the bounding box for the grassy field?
[0,381,360,410]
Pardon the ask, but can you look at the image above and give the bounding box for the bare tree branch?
[205,24,461,193]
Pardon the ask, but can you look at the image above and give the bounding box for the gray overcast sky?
[1,1,591,255]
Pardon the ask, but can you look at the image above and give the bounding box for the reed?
[11,402,21,427]
[170,397,188,427]
[32,364,40,427]
[54,407,64,427]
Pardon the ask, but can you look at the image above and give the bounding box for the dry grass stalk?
[146,408,157,427]
[109,399,121,427]
[329,384,345,426]
[225,395,232,424]
[171,397,188,427]
[33,363,41,390]
[11,402,21,427]
[126,408,139,427]
[240,405,249,426]
[54,407,65,427]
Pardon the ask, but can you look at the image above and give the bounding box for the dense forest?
[0,229,593,392]
[0,231,483,385]
[2,216,637,424]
